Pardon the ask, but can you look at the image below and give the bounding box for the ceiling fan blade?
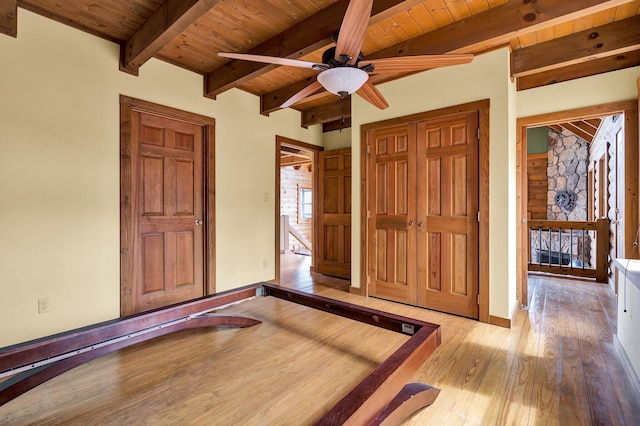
[218,52,321,69]
[281,81,324,108]
[356,81,388,110]
[334,0,374,65]
[360,54,474,73]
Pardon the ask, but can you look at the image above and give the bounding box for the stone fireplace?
[547,129,588,221]
[529,127,592,267]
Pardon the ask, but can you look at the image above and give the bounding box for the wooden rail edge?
[261,283,442,425]
[1,283,442,425]
[526,218,609,283]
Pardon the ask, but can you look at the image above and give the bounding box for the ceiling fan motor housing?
[322,46,364,68]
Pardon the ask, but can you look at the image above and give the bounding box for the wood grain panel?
[142,233,164,293]
[428,232,441,291]
[452,233,468,295]
[376,163,389,215]
[175,159,194,215]
[175,131,194,151]
[323,176,338,213]
[141,122,164,146]
[324,225,338,262]
[395,230,408,285]
[528,152,548,220]
[344,175,352,214]
[396,161,408,215]
[452,155,467,216]
[142,155,164,215]
[175,231,194,287]
[427,157,441,216]
[377,229,388,281]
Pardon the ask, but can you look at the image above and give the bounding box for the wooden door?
[367,124,418,304]
[131,111,205,313]
[416,112,479,318]
[317,148,351,279]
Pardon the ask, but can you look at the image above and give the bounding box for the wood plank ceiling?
[549,118,604,143]
[3,0,639,129]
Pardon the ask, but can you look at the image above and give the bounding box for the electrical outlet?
[38,297,50,314]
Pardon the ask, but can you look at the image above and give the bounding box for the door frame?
[120,95,216,316]
[274,135,323,283]
[516,99,638,305]
[360,99,490,323]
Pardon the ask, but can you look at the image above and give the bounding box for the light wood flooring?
[1,253,639,425]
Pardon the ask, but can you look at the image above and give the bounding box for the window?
[298,186,312,222]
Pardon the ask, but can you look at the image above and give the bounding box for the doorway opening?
[274,136,322,285]
[517,101,638,306]
[280,141,316,280]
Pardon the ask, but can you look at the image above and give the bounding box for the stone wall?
[547,129,588,221]
[529,128,592,267]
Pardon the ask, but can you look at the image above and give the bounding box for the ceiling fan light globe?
[317,67,369,96]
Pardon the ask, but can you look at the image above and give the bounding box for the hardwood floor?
[1,255,639,425]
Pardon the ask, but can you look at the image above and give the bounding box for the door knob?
[408,220,414,226]
[195,219,203,226]
[418,222,424,227]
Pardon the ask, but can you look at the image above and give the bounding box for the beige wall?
[323,129,351,150]
[0,9,322,347]
[517,66,640,117]
[350,48,518,320]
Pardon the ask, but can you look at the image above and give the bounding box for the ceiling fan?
[218,0,473,110]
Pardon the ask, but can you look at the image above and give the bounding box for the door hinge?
[366,144,371,154]
[367,210,371,219]
[477,211,480,222]
[477,294,480,305]
[477,128,480,140]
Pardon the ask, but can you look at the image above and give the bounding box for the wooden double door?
[367,111,479,319]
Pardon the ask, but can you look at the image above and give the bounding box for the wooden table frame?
[1,283,441,425]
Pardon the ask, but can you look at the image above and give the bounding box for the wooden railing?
[527,218,609,282]
[280,215,312,253]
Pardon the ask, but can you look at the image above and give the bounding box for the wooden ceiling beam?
[323,117,352,133]
[120,0,220,75]
[569,120,599,139]
[366,0,634,60]
[261,77,320,115]
[301,98,351,128]
[281,157,312,167]
[512,15,640,78]
[266,0,634,118]
[517,49,640,91]
[561,122,594,142]
[281,150,311,160]
[0,0,17,37]
[204,0,423,99]
[583,119,602,130]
